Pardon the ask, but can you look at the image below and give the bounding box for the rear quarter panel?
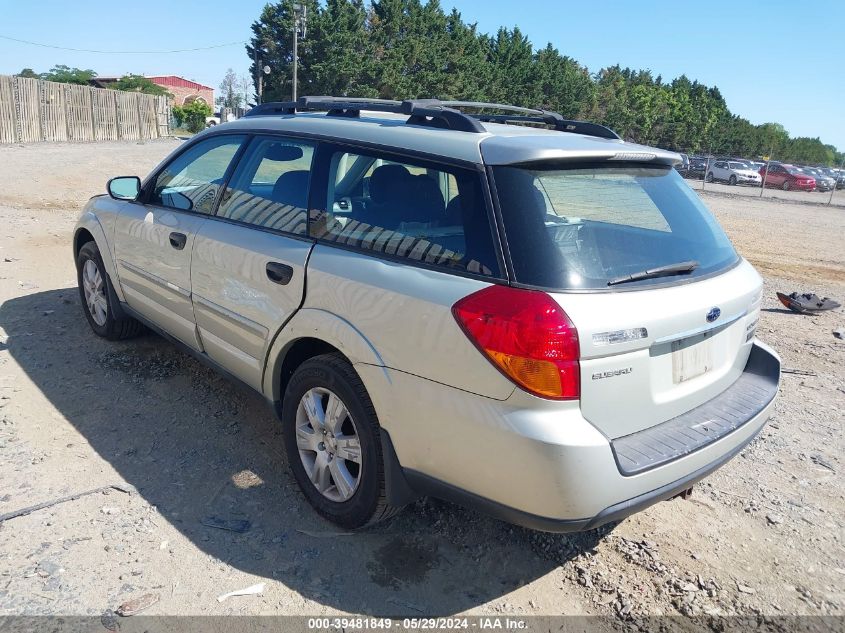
[289,244,515,401]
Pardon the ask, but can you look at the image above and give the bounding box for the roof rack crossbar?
[438,101,545,116]
[243,96,620,139]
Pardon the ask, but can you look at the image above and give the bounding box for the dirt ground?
[0,140,842,624]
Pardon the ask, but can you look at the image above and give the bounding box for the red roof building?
[145,76,214,106]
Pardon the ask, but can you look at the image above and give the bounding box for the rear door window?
[309,147,500,277]
[216,136,315,235]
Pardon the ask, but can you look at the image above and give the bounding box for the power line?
[0,34,246,54]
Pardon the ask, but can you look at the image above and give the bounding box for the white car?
[205,111,237,127]
[706,160,762,186]
[73,96,780,531]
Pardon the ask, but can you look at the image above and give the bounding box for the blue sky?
[0,0,841,149]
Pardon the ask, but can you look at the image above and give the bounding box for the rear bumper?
[404,418,766,532]
[611,342,779,476]
[360,341,780,532]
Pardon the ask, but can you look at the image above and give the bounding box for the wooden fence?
[0,75,170,143]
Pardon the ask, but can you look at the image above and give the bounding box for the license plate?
[672,335,713,383]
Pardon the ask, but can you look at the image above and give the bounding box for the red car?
[759,163,815,191]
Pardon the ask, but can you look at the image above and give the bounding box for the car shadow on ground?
[0,288,611,616]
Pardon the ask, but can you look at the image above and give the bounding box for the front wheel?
[281,353,402,529]
[728,175,737,186]
[782,181,791,191]
[76,241,144,340]
[705,172,714,183]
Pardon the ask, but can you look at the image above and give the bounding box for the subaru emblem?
[706,307,721,323]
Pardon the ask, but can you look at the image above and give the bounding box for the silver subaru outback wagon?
[73,97,780,532]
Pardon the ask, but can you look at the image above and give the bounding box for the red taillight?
[452,285,580,400]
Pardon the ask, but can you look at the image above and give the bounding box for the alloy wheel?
[295,387,362,502]
[82,259,108,326]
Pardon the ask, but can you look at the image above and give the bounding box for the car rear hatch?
[490,159,764,440]
[551,260,762,438]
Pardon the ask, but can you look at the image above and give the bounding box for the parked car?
[73,96,780,532]
[759,163,815,191]
[802,167,835,192]
[706,160,762,186]
[205,111,237,127]
[685,156,708,179]
[673,152,690,175]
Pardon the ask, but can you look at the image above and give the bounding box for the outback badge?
[706,307,721,323]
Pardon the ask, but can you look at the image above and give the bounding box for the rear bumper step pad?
[610,343,780,476]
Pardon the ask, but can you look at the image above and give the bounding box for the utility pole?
[292,2,307,102]
[253,47,262,104]
[292,16,298,102]
[760,146,773,198]
[829,155,845,206]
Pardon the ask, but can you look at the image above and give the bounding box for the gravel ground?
[0,140,842,625]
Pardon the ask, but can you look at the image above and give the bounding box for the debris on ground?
[201,516,251,533]
[777,291,841,314]
[116,592,160,616]
[216,582,266,603]
[100,610,119,631]
[0,484,133,523]
[296,529,354,538]
[781,368,817,376]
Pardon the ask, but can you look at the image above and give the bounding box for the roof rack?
[245,96,486,133]
[438,101,620,140]
[244,96,620,139]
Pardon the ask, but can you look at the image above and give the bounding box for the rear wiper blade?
[607,260,699,286]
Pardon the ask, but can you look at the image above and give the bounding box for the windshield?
[729,162,747,170]
[493,164,739,290]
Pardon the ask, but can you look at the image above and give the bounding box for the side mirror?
[107,176,141,201]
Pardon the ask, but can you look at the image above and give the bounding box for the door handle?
[169,232,187,250]
[266,262,294,285]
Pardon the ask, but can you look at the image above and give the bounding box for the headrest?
[369,164,412,204]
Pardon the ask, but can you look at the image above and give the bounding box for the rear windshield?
[493,164,739,290]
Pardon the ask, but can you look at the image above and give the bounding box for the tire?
[728,175,737,186]
[705,172,714,183]
[76,241,144,340]
[782,181,790,191]
[281,352,402,529]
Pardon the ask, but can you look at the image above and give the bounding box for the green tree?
[308,0,376,97]
[440,8,490,101]
[486,27,534,105]
[217,68,244,109]
[530,46,594,118]
[243,0,840,159]
[246,0,321,102]
[171,105,185,128]
[175,100,213,133]
[40,65,96,84]
[16,68,38,78]
[112,74,172,97]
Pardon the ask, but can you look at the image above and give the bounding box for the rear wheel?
[728,175,737,186]
[705,172,714,183]
[76,241,144,340]
[281,352,402,528]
